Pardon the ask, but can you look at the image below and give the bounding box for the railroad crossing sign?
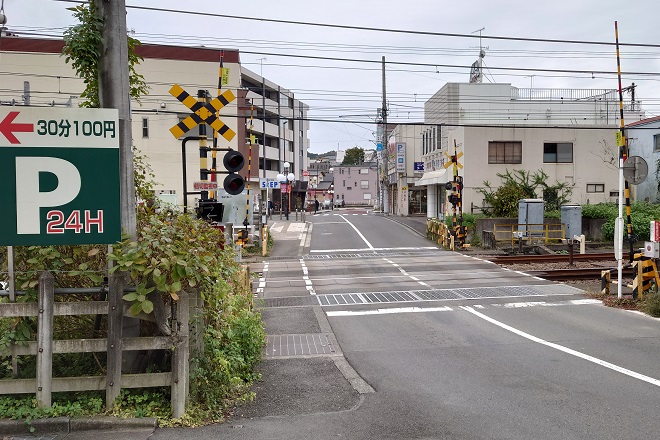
[168,84,236,141]
[443,149,463,170]
[0,107,120,245]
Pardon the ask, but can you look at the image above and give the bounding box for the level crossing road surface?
[141,209,660,439]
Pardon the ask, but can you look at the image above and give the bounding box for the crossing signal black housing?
[223,150,245,195]
[197,201,224,221]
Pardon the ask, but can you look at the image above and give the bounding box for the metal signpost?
[0,107,121,246]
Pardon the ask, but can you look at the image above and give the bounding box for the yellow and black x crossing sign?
[168,84,236,141]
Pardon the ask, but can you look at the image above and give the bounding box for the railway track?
[485,252,615,265]
[481,252,632,282]
[526,267,633,281]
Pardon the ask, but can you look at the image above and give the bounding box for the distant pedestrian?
[314,198,319,213]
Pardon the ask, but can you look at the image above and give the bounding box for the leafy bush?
[583,202,660,241]
[640,290,660,317]
[478,169,573,217]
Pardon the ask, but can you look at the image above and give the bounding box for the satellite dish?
[623,155,648,185]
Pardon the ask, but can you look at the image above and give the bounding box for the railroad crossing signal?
[168,84,236,141]
[443,150,463,170]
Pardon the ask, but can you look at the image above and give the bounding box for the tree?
[342,147,365,165]
[61,0,148,108]
[478,169,574,217]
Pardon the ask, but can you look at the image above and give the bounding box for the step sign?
[0,107,120,245]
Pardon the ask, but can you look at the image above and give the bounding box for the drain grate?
[262,296,319,308]
[315,284,582,307]
[264,333,335,358]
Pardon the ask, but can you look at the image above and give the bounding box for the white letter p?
[15,157,81,235]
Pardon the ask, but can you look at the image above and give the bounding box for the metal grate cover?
[261,296,319,308]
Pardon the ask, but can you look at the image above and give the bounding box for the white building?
[385,124,426,216]
[416,82,646,218]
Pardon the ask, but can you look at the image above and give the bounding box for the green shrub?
[640,290,660,317]
[583,202,660,241]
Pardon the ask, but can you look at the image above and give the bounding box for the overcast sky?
[3,0,659,153]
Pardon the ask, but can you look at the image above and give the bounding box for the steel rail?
[485,252,616,265]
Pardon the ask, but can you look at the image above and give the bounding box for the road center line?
[339,215,374,250]
[460,306,660,388]
[382,257,432,288]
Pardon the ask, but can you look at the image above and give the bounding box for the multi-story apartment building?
[0,35,309,224]
[333,164,379,207]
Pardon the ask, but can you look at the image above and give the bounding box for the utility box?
[644,241,660,258]
[518,199,544,237]
[561,204,582,239]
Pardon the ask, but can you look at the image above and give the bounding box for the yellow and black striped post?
[197,89,209,201]
[245,102,255,230]
[210,52,225,200]
[615,21,634,262]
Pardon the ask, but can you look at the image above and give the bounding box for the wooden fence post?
[188,290,204,360]
[36,271,54,408]
[106,273,125,410]
[171,291,189,418]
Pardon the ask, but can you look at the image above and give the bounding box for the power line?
[51,0,660,48]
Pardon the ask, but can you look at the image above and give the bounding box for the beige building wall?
[1,37,309,214]
[448,126,619,212]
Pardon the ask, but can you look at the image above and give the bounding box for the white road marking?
[255,262,269,295]
[493,299,601,308]
[339,215,374,250]
[300,258,316,295]
[460,305,660,388]
[327,306,453,317]
[310,246,438,253]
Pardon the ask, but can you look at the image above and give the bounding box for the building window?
[586,183,605,193]
[488,141,522,164]
[363,193,372,200]
[360,168,369,174]
[360,180,369,189]
[347,187,352,190]
[142,117,149,138]
[544,142,573,163]
[343,180,345,187]
[654,134,660,152]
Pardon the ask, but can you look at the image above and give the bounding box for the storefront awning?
[414,169,447,186]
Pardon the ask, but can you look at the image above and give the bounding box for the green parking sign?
[0,108,121,245]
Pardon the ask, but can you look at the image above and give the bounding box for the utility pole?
[96,0,136,240]
[381,56,389,215]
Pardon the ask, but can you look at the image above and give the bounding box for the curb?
[0,416,157,435]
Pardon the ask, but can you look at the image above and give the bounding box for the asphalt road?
[26,209,659,439]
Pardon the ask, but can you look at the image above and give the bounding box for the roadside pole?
[97,0,136,240]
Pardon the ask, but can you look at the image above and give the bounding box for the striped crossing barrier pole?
[615,21,634,262]
[209,52,225,200]
[197,90,209,201]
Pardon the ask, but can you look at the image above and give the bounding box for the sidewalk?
[381,214,428,237]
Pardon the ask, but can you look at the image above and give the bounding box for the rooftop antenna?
[469,27,488,83]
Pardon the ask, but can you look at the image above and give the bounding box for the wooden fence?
[0,271,190,418]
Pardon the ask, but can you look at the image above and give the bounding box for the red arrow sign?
[0,111,34,144]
